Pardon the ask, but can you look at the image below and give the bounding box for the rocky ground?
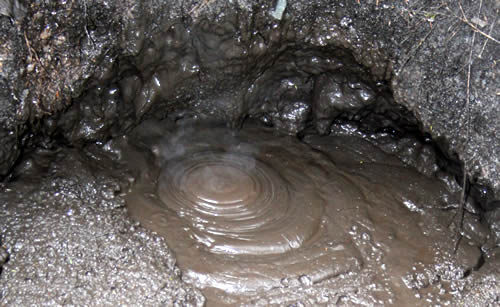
[0,146,205,306]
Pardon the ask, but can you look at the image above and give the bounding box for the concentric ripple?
[125,123,362,300]
[157,151,323,255]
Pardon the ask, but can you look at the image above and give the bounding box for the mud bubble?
[123,119,485,305]
[125,121,361,298]
[157,150,324,255]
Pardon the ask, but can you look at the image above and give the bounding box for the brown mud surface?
[0,118,498,305]
[0,1,499,305]
[123,119,498,306]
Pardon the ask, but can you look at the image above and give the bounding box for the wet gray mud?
[1,116,499,305]
[0,145,205,306]
[1,0,500,305]
[123,119,498,306]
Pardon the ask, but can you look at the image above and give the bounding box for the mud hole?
[1,0,500,306]
[2,116,498,306]
[123,119,490,306]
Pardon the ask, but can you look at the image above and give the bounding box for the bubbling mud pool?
[123,120,485,306]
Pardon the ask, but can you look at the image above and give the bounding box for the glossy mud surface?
[124,120,498,306]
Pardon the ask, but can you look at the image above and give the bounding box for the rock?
[0,245,8,265]
[484,204,500,244]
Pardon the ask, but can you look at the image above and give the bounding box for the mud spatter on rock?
[122,119,492,306]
